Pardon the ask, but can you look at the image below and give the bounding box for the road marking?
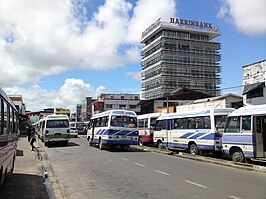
[121,158,128,161]
[134,162,146,167]
[155,170,171,176]
[230,196,242,199]
[185,180,208,189]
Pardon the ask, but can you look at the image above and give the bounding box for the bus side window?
[242,116,251,131]
[225,117,240,133]
[173,118,186,129]
[203,116,211,129]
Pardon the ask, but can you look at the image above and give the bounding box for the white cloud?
[4,78,105,113]
[0,0,176,86]
[218,0,266,35]
[127,71,141,81]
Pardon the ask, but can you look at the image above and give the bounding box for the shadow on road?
[45,141,80,148]
[106,147,149,153]
[0,173,49,199]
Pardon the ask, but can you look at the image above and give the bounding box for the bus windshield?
[47,120,69,128]
[111,116,137,128]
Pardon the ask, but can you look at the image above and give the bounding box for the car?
[70,128,78,138]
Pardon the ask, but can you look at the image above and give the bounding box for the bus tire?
[232,149,244,163]
[189,143,199,155]
[156,140,162,148]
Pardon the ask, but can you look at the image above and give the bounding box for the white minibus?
[39,114,70,146]
[154,108,235,155]
[87,110,138,150]
[137,113,161,145]
[222,104,266,163]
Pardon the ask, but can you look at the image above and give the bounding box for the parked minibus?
[222,104,266,163]
[0,87,19,186]
[154,108,235,155]
[87,110,138,150]
[137,113,161,145]
[39,114,70,146]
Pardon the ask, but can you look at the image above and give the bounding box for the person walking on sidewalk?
[30,127,37,151]
[27,125,32,142]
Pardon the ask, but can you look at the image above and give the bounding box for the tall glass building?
[140,18,221,100]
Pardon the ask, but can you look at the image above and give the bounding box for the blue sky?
[1,0,266,112]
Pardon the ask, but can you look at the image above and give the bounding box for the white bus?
[154,108,235,154]
[137,113,161,145]
[87,110,138,150]
[39,114,70,146]
[222,104,266,163]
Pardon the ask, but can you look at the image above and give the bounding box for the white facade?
[100,93,141,114]
[242,59,266,105]
[175,93,243,112]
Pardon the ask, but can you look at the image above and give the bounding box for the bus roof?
[228,104,266,117]
[92,109,137,119]
[157,108,235,120]
[137,113,161,119]
[46,114,69,119]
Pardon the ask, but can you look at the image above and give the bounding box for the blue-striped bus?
[222,104,266,163]
[87,110,138,150]
[0,87,19,186]
[154,108,235,155]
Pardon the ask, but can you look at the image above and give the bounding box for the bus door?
[254,116,266,158]
[91,119,96,143]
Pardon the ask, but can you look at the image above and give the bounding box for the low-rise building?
[242,59,266,105]
[94,93,141,114]
[175,93,243,112]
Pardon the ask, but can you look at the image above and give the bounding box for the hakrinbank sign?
[170,17,213,30]
[141,17,219,39]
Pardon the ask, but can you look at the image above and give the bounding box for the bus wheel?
[156,140,162,148]
[232,149,244,163]
[189,143,199,155]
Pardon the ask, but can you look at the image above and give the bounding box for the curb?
[34,139,66,199]
[132,145,266,173]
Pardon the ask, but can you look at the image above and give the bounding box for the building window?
[119,105,126,109]
[121,96,124,99]
[106,104,112,109]
[247,87,264,99]
[130,105,136,109]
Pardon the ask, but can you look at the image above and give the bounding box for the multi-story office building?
[140,17,221,100]
[81,97,93,121]
[242,59,266,105]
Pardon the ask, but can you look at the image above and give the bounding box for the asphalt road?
[44,137,266,199]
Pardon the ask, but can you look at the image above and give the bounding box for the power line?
[220,85,243,90]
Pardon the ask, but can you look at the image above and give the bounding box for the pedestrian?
[27,126,32,142]
[30,127,37,151]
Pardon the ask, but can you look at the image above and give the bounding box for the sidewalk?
[0,136,49,199]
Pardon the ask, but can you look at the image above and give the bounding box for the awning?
[242,82,265,95]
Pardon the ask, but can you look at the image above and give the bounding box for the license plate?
[55,133,61,138]
[121,135,126,138]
